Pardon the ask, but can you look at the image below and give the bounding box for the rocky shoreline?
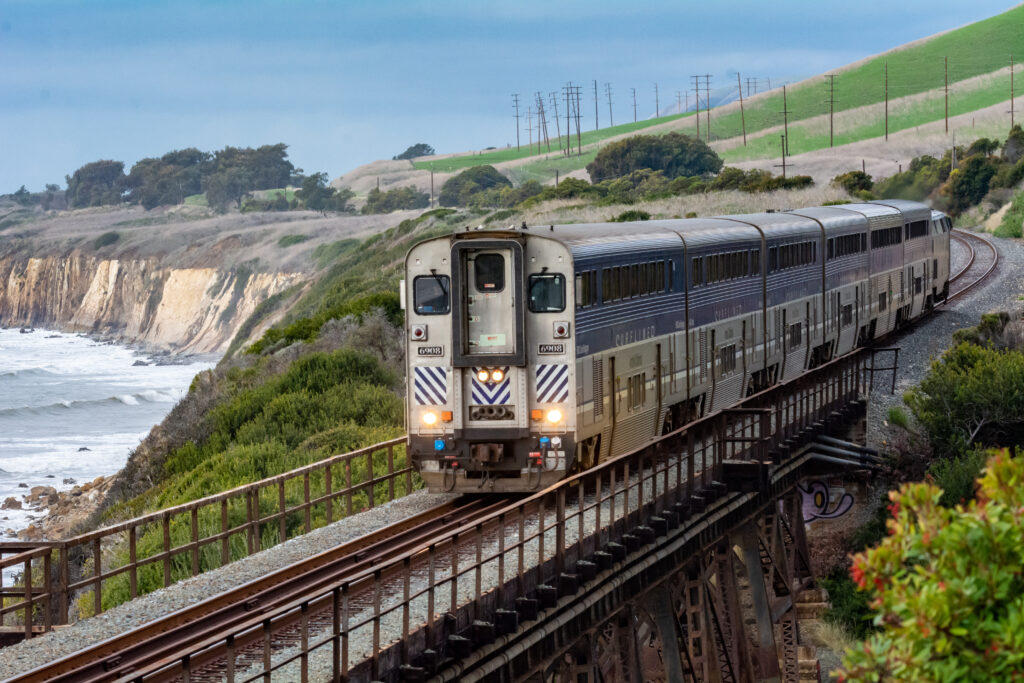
[2,475,116,542]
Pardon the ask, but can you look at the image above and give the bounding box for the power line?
[549,92,563,151]
[737,72,747,146]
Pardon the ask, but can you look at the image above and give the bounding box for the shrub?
[93,231,120,249]
[586,132,723,182]
[887,406,910,430]
[875,154,948,201]
[611,209,651,222]
[840,451,1024,682]
[995,189,1024,238]
[438,165,511,207]
[277,234,310,248]
[832,170,874,194]
[927,449,987,507]
[942,155,997,215]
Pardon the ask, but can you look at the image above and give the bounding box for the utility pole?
[550,92,563,151]
[512,93,521,150]
[945,56,949,134]
[685,91,689,112]
[631,87,638,122]
[527,106,533,149]
[1012,55,1016,129]
[692,75,701,138]
[737,72,747,145]
[780,85,791,156]
[654,82,659,117]
[574,84,583,156]
[605,82,614,127]
[775,135,789,178]
[884,62,889,141]
[704,74,712,141]
[564,83,573,156]
[430,171,434,208]
[593,79,599,130]
[825,74,835,147]
[536,92,551,153]
[676,90,682,115]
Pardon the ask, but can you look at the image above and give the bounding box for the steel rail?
[948,229,998,302]
[9,496,514,683]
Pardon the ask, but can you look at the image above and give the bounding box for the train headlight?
[477,369,490,382]
[545,408,563,424]
[422,411,439,426]
[490,368,504,382]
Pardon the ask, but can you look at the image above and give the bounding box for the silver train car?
[402,200,951,492]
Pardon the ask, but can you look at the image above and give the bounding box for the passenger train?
[402,200,951,492]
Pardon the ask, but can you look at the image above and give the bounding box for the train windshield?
[528,273,565,312]
[413,275,450,314]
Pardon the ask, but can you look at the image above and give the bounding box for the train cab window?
[528,273,565,312]
[473,253,505,292]
[413,275,450,315]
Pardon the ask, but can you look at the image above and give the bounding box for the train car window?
[413,275,450,315]
[827,239,834,260]
[751,249,760,275]
[631,264,640,297]
[656,261,666,292]
[871,226,902,248]
[602,268,613,302]
[933,259,938,279]
[528,273,565,312]
[907,221,929,240]
[842,304,853,327]
[620,266,630,299]
[474,253,505,291]
[878,293,887,311]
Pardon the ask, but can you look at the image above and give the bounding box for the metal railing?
[0,436,411,634]
[119,350,877,682]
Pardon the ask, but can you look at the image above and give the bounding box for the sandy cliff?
[0,254,302,353]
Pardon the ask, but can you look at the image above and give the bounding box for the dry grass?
[518,186,853,226]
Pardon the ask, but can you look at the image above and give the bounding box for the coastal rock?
[17,483,27,488]
[27,486,57,503]
[77,447,90,452]
[17,475,117,540]
[4,529,14,537]
[2,497,22,510]
[17,525,42,541]
[62,478,76,485]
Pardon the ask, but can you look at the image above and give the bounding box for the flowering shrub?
[839,450,1024,681]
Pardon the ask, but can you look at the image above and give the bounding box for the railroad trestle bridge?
[59,346,892,683]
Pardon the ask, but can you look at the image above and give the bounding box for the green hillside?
[415,4,1024,180]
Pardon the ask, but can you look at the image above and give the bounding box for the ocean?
[0,328,216,541]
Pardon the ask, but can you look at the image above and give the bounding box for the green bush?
[927,449,987,507]
[887,406,910,430]
[438,165,511,207]
[821,567,877,640]
[362,186,430,214]
[277,234,310,248]
[93,231,120,249]
[995,189,1024,238]
[585,132,723,182]
[611,209,651,222]
[832,170,874,194]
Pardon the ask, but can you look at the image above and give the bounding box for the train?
[401,199,951,492]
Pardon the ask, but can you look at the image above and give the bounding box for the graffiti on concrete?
[798,479,854,521]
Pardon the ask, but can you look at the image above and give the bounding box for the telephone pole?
[564,83,573,156]
[605,82,614,127]
[593,79,599,130]
[704,74,712,141]
[631,87,637,122]
[536,92,551,152]
[550,92,563,151]
[780,85,791,156]
[775,135,789,178]
[944,56,949,134]
[737,72,747,145]
[692,75,701,138]
[512,93,521,150]
[574,84,583,155]
[654,82,659,117]
[1011,55,1016,129]
[884,62,889,141]
[527,106,532,149]
[676,90,682,115]
[825,74,835,147]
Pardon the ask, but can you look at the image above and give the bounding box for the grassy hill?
[395,4,1024,184]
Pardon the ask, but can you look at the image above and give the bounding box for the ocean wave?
[0,390,181,418]
[0,367,59,380]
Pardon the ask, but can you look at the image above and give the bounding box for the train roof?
[720,211,821,239]
[870,199,932,222]
[648,217,763,248]
[787,206,869,232]
[538,222,683,260]
[840,202,902,219]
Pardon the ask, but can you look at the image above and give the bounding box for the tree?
[393,143,435,160]
[362,186,430,214]
[438,165,511,206]
[294,172,353,214]
[839,450,1024,682]
[943,155,997,215]
[904,342,1024,457]
[204,168,250,210]
[1003,124,1024,165]
[832,171,874,194]
[585,132,723,182]
[12,185,32,206]
[65,160,126,208]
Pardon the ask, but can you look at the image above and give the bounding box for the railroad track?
[10,495,516,683]
[949,229,999,301]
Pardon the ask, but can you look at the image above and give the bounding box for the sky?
[0,0,1018,193]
